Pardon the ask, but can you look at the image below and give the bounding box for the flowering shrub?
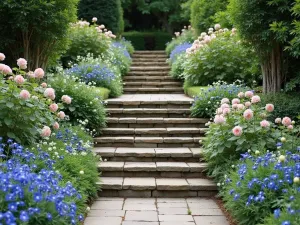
[223,148,300,225]
[48,75,106,133]
[0,138,84,225]
[165,26,196,56]
[183,26,260,86]
[0,55,68,144]
[169,43,192,63]
[119,38,135,55]
[203,91,293,180]
[190,81,246,118]
[61,20,112,67]
[66,63,122,97]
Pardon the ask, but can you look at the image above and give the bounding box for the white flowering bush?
[183,25,260,87]
[0,54,70,144]
[204,90,296,180]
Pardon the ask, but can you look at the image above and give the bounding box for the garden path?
[85,51,229,225]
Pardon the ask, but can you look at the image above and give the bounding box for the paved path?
[85,197,229,225]
[85,51,229,225]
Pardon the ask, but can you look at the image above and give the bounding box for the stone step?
[133,58,167,62]
[131,62,168,67]
[126,71,170,76]
[94,136,205,148]
[124,87,183,94]
[98,177,217,198]
[94,147,203,162]
[101,128,207,137]
[130,66,170,72]
[107,108,191,118]
[124,81,182,88]
[133,55,168,59]
[134,51,166,54]
[107,117,208,128]
[98,161,207,178]
[123,76,175,82]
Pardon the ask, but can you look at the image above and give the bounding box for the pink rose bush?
[203,90,297,180]
[0,53,6,61]
[0,55,69,143]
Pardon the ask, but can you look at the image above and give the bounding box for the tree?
[0,0,78,70]
[78,0,124,35]
[229,0,300,93]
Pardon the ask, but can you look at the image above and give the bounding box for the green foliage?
[204,94,283,180]
[260,93,300,122]
[61,22,111,67]
[95,87,110,100]
[0,0,78,69]
[48,75,107,132]
[170,54,186,80]
[166,28,196,56]
[120,38,135,55]
[190,82,246,118]
[191,0,228,35]
[183,31,260,86]
[184,86,208,98]
[78,0,124,34]
[123,31,172,50]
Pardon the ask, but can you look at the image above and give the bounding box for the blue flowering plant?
[222,145,300,225]
[0,138,85,225]
[191,81,247,118]
[169,43,192,63]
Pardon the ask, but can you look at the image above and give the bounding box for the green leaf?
[7,132,16,139]
[6,102,14,108]
[69,107,76,112]
[4,118,12,126]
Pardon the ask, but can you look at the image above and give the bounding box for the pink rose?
[19,90,30,100]
[41,82,47,88]
[275,118,282,124]
[237,92,245,98]
[287,125,293,130]
[49,103,58,112]
[0,64,12,74]
[232,104,238,109]
[53,122,60,130]
[27,71,35,78]
[251,95,261,104]
[17,58,27,70]
[223,108,231,116]
[243,109,253,120]
[245,101,252,107]
[92,17,97,22]
[57,111,65,119]
[61,95,72,104]
[214,24,221,31]
[237,104,245,110]
[99,24,105,29]
[214,115,226,124]
[221,103,230,110]
[34,68,45,79]
[14,75,25,85]
[44,88,55,100]
[41,126,51,137]
[216,108,223,115]
[232,126,243,136]
[0,53,5,61]
[265,104,274,112]
[232,98,240,105]
[260,120,270,128]
[245,91,254,98]
[282,117,292,126]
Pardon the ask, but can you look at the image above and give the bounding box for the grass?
[185,86,208,98]
[94,87,110,100]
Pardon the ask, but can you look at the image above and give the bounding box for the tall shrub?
[0,0,78,70]
[78,0,124,35]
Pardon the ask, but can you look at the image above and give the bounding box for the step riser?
[133,55,167,59]
[133,59,167,62]
[131,63,168,66]
[124,85,181,88]
[100,171,205,178]
[95,143,200,148]
[124,91,183,94]
[99,157,201,163]
[107,123,206,128]
[126,72,170,76]
[101,133,204,137]
[130,68,170,72]
[107,104,191,109]
[108,113,190,118]
[124,77,175,82]
[134,51,166,54]
[98,190,217,198]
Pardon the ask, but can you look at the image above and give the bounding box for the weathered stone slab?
[156,178,189,190]
[93,147,116,157]
[84,217,122,225]
[123,203,157,211]
[125,211,158,221]
[123,178,156,190]
[189,208,224,216]
[155,148,192,158]
[158,207,189,215]
[158,215,194,222]
[98,162,124,171]
[163,137,194,144]
[157,202,187,208]
[124,162,156,172]
[115,148,155,157]
[119,118,137,123]
[156,162,189,172]
[88,210,125,217]
[91,200,124,210]
[135,137,163,143]
[100,177,123,190]
[122,222,159,225]
[194,216,229,225]
[187,163,207,172]
[186,179,217,191]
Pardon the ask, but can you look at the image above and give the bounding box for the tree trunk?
[261,43,283,93]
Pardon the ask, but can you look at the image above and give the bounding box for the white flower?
[86,207,91,211]
[79,170,84,175]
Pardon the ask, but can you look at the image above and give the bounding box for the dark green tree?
[78,0,124,35]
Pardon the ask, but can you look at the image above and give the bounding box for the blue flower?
[169,43,192,62]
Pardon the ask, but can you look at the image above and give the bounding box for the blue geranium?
[169,42,192,63]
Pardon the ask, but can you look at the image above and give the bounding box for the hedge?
[123,31,172,50]
[78,0,124,35]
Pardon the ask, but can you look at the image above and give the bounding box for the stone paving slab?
[123,178,156,190]
[123,203,157,211]
[158,207,189,215]
[160,223,195,225]
[159,215,194,222]
[91,201,124,210]
[84,217,122,225]
[100,177,123,189]
[122,222,159,225]
[88,210,125,217]
[125,211,158,221]
[124,162,157,172]
[194,216,229,225]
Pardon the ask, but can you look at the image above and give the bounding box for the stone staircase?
[93,51,217,198]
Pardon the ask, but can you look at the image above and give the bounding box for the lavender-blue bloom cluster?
[112,41,131,60]
[169,43,192,63]
[67,64,116,87]
[227,150,300,225]
[0,138,83,225]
